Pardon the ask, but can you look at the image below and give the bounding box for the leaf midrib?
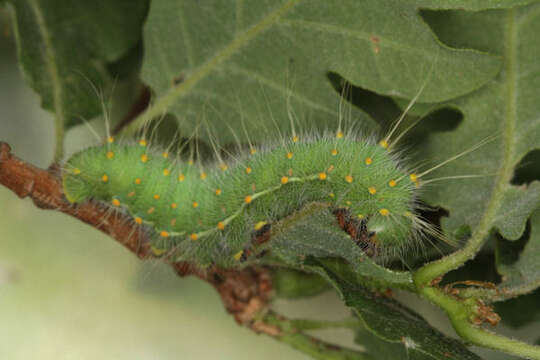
[127,0,302,134]
[466,8,518,260]
[415,8,520,284]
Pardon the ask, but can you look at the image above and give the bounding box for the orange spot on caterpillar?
[190,233,198,241]
[234,250,244,261]
[281,176,289,184]
[368,186,377,195]
[389,179,397,187]
[139,139,147,147]
[345,175,353,183]
[107,136,114,144]
[163,169,170,176]
[162,152,169,158]
[134,217,143,224]
[331,149,338,156]
[127,191,135,197]
[178,174,185,182]
[219,163,228,171]
[192,201,199,208]
[217,222,225,230]
[286,152,293,159]
[365,157,372,165]
[106,151,114,159]
[379,208,390,216]
[73,168,81,175]
[319,172,327,180]
[244,195,253,204]
[160,231,169,238]
[140,154,148,163]
[112,199,120,207]
[171,203,177,209]
[153,194,160,200]
[245,167,252,174]
[379,140,389,149]
[147,207,155,214]
[215,189,222,196]
[200,172,207,180]
[410,173,420,187]
[102,174,109,183]
[336,131,344,139]
[134,178,142,185]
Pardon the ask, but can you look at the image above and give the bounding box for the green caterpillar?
[62,131,423,267]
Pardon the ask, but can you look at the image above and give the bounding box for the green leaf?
[7,0,148,130]
[354,326,436,360]
[133,0,501,144]
[269,203,414,290]
[413,5,540,257]
[494,184,540,240]
[308,260,483,360]
[496,207,540,298]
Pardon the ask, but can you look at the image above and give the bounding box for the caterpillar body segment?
[63,134,419,267]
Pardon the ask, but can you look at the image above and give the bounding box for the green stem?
[263,312,372,360]
[413,231,492,287]
[460,283,540,303]
[420,286,540,360]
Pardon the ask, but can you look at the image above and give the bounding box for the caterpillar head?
[363,211,417,258]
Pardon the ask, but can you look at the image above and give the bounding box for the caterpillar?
[62,106,481,268]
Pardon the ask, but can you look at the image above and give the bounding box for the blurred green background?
[1,8,539,360]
